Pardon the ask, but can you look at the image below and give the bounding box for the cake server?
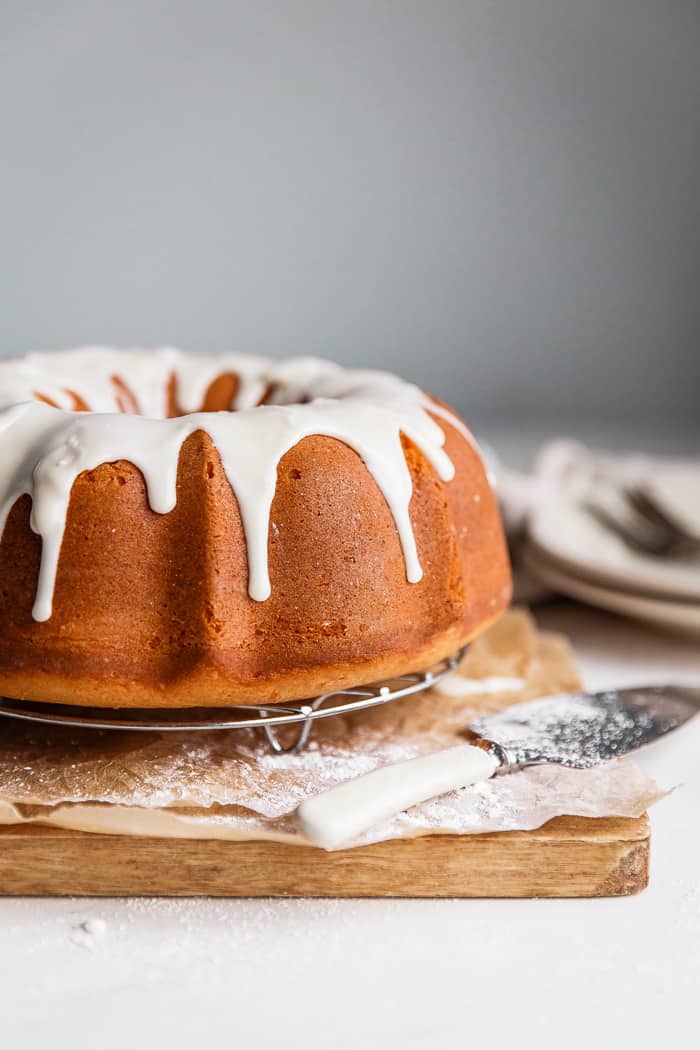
[296,684,699,849]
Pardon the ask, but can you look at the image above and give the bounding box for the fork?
[584,484,700,559]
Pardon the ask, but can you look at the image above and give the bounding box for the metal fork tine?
[585,493,700,559]
[625,486,699,544]
[584,500,664,555]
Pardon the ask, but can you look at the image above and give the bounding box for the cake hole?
[33,371,311,419]
[205,461,215,479]
[289,468,302,480]
[320,619,347,638]
[203,602,224,633]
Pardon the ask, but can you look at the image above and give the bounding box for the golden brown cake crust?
[0,390,511,707]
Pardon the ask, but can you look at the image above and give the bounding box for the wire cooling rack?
[0,646,468,753]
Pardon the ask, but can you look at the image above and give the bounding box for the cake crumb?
[71,917,108,949]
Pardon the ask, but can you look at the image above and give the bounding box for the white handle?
[295,743,500,850]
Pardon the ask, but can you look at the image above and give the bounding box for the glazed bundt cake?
[0,348,511,707]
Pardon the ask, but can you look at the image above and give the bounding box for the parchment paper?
[0,610,663,848]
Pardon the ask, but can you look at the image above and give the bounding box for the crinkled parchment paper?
[0,611,663,848]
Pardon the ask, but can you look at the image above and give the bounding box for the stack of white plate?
[521,463,700,635]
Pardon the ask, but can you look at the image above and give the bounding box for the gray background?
[1,1,698,450]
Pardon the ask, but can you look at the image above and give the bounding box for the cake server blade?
[466,685,700,771]
[296,684,699,849]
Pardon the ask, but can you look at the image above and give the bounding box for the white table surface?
[1,602,698,1050]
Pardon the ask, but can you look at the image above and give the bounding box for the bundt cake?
[0,348,511,707]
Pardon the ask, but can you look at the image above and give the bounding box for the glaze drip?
[0,349,477,622]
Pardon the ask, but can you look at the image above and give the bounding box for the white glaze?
[0,348,477,622]
[432,674,525,698]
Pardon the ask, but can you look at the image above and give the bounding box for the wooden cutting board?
[0,814,649,897]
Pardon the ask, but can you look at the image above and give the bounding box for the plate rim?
[521,544,700,634]
[523,529,700,607]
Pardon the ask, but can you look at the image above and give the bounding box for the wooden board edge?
[0,814,650,899]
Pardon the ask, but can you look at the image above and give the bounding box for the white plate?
[528,468,700,603]
[522,544,700,636]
